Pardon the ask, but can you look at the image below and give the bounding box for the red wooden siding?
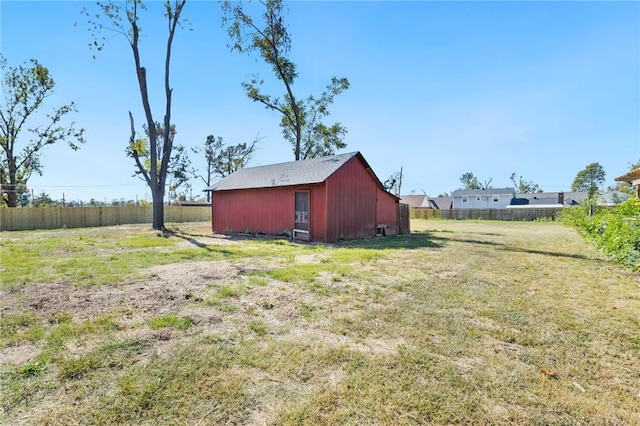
[324,156,378,241]
[376,187,399,235]
[211,184,327,238]
[309,184,327,240]
[212,187,291,235]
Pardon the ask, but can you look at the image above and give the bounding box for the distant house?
[451,188,515,209]
[400,195,429,208]
[429,196,454,210]
[400,194,453,210]
[207,152,407,242]
[509,191,627,208]
[509,191,587,209]
[614,167,640,198]
[597,191,631,206]
[510,192,563,209]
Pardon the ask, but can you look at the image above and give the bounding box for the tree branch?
[129,111,151,187]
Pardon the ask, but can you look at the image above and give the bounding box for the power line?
[0,183,146,188]
[18,184,145,188]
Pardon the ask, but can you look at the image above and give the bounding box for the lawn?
[1,220,639,425]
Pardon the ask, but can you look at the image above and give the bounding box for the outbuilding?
[615,167,640,198]
[207,152,408,242]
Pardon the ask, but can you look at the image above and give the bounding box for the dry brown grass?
[1,220,639,425]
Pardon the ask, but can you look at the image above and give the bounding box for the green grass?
[248,320,269,335]
[0,311,44,349]
[89,341,251,425]
[217,284,245,298]
[0,313,126,415]
[1,221,639,424]
[148,314,194,331]
[0,232,211,288]
[57,338,145,381]
[0,226,302,288]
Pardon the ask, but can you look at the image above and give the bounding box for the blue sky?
[1,0,639,203]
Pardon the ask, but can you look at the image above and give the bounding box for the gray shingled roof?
[429,197,453,209]
[451,188,515,197]
[511,196,559,206]
[399,195,429,208]
[515,191,589,205]
[208,152,361,191]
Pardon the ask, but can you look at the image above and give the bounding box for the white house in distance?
[451,188,515,209]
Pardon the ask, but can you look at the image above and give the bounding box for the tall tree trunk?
[6,163,18,208]
[151,184,165,230]
[6,185,17,207]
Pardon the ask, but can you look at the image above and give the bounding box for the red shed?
[207,152,408,242]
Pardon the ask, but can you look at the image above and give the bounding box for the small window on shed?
[493,195,500,203]
[462,196,468,203]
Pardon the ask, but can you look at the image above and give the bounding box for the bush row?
[560,198,640,271]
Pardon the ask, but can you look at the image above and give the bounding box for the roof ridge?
[208,151,362,192]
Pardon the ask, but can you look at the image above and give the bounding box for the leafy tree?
[285,77,349,160]
[609,181,635,196]
[84,0,187,230]
[33,191,53,207]
[459,172,492,190]
[572,162,606,199]
[609,159,640,196]
[509,172,542,193]
[167,144,192,203]
[192,134,259,202]
[0,56,85,207]
[223,0,350,160]
[460,172,479,190]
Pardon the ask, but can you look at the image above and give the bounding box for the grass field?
[1,220,639,425]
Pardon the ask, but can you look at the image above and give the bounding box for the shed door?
[293,191,310,241]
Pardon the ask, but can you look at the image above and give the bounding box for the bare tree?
[84,0,187,230]
[509,172,542,193]
[384,167,403,196]
[192,134,260,202]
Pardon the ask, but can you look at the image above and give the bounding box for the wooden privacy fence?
[0,206,211,231]
[398,203,411,234]
[411,207,562,221]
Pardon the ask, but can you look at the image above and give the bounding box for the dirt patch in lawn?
[1,260,253,321]
[0,343,39,366]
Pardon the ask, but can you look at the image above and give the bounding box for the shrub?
[561,199,640,270]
